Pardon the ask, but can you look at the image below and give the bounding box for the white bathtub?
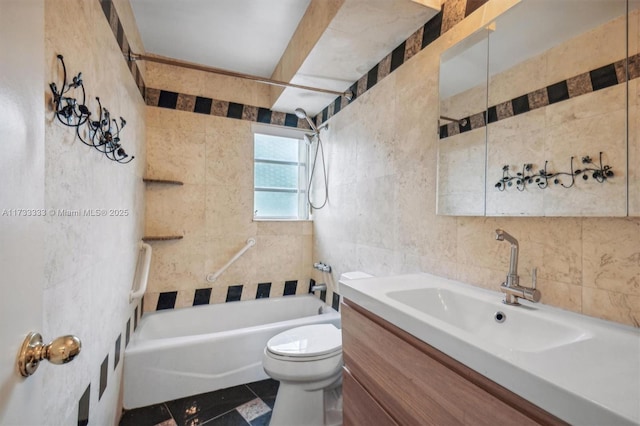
[123,295,341,409]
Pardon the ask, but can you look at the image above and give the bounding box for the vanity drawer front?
[341,300,564,426]
[343,367,398,426]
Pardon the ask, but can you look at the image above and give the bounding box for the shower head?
[294,108,307,119]
[294,108,318,133]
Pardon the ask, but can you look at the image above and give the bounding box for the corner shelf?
[143,177,184,186]
[142,235,184,242]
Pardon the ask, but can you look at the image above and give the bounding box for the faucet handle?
[531,267,537,289]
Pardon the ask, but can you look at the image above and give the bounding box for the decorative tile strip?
[440,53,640,140]
[152,279,311,311]
[146,88,314,131]
[98,0,146,99]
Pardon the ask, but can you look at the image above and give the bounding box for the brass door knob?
[18,332,82,377]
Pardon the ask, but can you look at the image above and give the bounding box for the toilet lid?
[266,324,342,358]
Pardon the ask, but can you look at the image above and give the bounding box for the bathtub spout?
[311,283,327,292]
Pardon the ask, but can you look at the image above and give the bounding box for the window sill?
[252,218,313,223]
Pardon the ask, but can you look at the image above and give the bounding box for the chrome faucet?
[495,229,541,305]
[311,283,327,292]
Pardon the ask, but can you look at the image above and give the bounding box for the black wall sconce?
[496,152,614,191]
[49,54,134,164]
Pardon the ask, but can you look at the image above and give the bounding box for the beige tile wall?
[144,107,313,311]
[312,1,640,327]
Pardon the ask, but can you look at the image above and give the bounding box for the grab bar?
[130,242,152,303]
[206,238,256,283]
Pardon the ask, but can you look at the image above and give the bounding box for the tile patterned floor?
[119,379,278,426]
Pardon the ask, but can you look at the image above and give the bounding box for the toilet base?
[269,375,342,426]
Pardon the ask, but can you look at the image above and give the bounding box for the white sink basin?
[386,288,590,352]
[340,273,640,426]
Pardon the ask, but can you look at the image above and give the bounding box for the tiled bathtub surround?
[144,105,314,312]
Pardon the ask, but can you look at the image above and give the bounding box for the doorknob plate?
[18,332,44,377]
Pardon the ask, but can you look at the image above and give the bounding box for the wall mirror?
[437,28,489,216]
[437,0,639,217]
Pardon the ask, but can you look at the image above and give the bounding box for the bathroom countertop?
[340,273,640,426]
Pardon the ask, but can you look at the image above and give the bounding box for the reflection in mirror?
[630,0,640,216]
[485,0,629,216]
[437,29,489,216]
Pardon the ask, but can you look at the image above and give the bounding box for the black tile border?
[156,291,177,310]
[283,280,298,296]
[226,285,244,302]
[98,0,146,99]
[256,282,272,299]
[193,288,212,306]
[78,384,90,426]
[114,334,121,370]
[331,292,340,312]
[125,318,131,347]
[439,53,639,140]
[147,279,337,311]
[145,87,315,131]
[99,355,109,400]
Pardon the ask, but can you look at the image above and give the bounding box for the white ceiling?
[130,0,311,78]
[273,0,439,114]
[130,0,440,115]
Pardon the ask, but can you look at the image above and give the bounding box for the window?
[253,128,308,220]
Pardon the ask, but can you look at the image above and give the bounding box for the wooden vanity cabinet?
[341,299,566,426]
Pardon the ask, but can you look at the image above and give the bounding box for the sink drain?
[494,311,506,323]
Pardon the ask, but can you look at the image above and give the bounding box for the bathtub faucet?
[311,283,327,292]
[495,229,541,305]
[313,262,331,273]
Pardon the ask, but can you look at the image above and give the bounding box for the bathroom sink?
[339,272,640,425]
[386,288,590,352]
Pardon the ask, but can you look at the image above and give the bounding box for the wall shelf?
[143,177,184,186]
[142,235,184,242]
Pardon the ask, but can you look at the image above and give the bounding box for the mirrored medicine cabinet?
[437,0,640,217]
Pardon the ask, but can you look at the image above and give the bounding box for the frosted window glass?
[253,132,307,219]
[255,134,298,162]
[254,191,298,218]
[255,163,298,189]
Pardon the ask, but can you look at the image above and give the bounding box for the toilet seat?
[266,324,342,359]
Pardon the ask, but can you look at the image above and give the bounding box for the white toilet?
[263,324,343,426]
[262,272,373,426]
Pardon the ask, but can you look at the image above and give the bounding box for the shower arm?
[128,52,353,100]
